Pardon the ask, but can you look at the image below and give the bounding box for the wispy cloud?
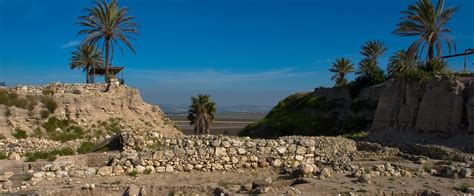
[61,40,81,49]
[127,68,317,84]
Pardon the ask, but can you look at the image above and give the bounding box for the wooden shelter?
[88,66,124,84]
[442,48,474,72]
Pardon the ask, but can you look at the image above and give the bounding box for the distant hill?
[160,104,272,116]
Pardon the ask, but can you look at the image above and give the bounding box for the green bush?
[343,131,368,140]
[42,117,73,132]
[42,89,55,95]
[349,71,386,99]
[77,142,96,154]
[0,89,38,110]
[4,107,12,116]
[50,126,85,142]
[127,169,139,177]
[25,148,75,162]
[42,117,85,142]
[41,97,58,113]
[12,128,28,139]
[144,168,153,174]
[0,152,7,159]
[40,110,50,119]
[149,139,163,151]
[32,128,44,138]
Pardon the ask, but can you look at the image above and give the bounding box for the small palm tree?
[77,0,139,82]
[393,0,458,61]
[69,44,104,83]
[329,58,354,87]
[388,50,417,77]
[357,40,388,77]
[187,94,216,135]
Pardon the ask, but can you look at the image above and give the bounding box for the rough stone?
[358,174,371,183]
[460,168,471,178]
[97,166,113,176]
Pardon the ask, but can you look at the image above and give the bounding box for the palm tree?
[388,50,417,77]
[187,94,217,135]
[77,0,139,82]
[329,58,355,87]
[69,44,104,83]
[357,40,388,77]
[393,0,458,61]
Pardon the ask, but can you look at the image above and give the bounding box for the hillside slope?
[0,83,182,139]
[240,85,382,138]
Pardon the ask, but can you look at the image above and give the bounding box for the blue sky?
[0,0,473,106]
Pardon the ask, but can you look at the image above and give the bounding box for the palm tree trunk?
[86,65,90,84]
[428,42,434,61]
[105,38,111,83]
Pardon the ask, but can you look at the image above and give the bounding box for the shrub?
[144,168,153,174]
[149,139,163,151]
[343,131,368,140]
[0,152,7,159]
[4,107,12,116]
[0,134,6,140]
[403,68,432,82]
[102,118,122,134]
[25,95,38,111]
[42,117,73,132]
[455,183,470,193]
[42,117,85,142]
[42,89,55,95]
[420,59,450,74]
[349,71,386,99]
[127,169,139,177]
[0,89,38,110]
[50,126,85,142]
[12,128,28,139]
[77,142,96,154]
[41,97,58,113]
[25,148,75,162]
[40,110,50,119]
[32,128,44,138]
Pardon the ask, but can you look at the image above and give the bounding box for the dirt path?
[11,166,474,195]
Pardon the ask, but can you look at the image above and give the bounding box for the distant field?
[166,114,264,136]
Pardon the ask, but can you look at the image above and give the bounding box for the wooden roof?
[89,66,124,75]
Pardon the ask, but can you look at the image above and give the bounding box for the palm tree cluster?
[69,0,139,83]
[329,0,457,87]
[187,94,217,135]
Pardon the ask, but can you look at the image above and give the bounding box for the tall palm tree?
[187,94,216,135]
[393,0,458,61]
[77,0,139,82]
[69,44,104,83]
[329,58,355,87]
[388,50,417,77]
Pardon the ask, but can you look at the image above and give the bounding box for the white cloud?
[61,40,81,49]
[126,68,317,84]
